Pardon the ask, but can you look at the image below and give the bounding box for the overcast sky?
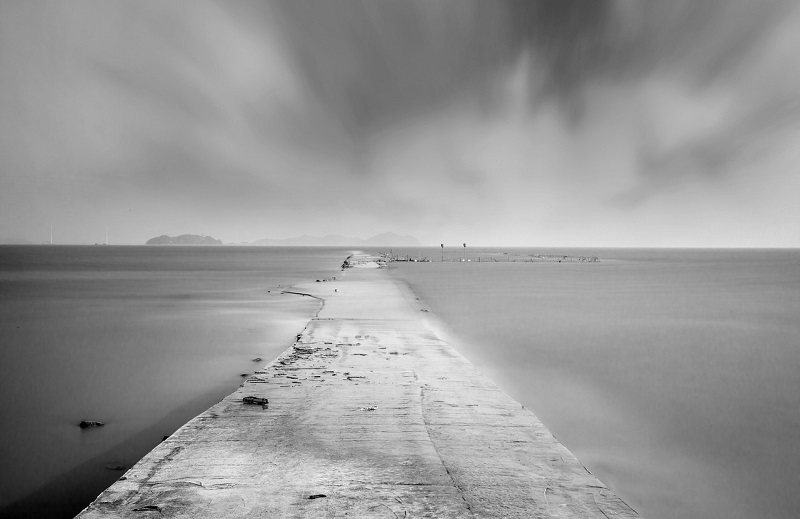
[2,1,799,246]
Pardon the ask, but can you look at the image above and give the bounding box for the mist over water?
[386,248,800,519]
[0,246,344,518]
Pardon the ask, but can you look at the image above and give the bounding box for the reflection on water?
[387,248,800,519]
[0,246,345,518]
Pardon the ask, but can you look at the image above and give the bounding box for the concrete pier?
[78,254,639,518]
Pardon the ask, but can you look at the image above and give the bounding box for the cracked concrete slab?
[77,254,639,518]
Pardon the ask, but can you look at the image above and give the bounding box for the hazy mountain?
[146,234,222,245]
[250,232,420,247]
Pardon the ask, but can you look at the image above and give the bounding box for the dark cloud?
[245,1,800,132]
[245,0,621,130]
[505,1,616,95]
[255,1,506,134]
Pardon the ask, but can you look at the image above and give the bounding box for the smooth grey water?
[0,246,345,518]
[3,246,798,519]
[385,248,800,519]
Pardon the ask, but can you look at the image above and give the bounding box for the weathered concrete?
[78,254,639,518]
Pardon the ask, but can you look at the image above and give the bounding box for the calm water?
[385,248,800,519]
[0,246,345,518]
[3,247,798,518]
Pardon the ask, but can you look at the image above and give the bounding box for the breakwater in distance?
[381,250,599,263]
[77,253,638,518]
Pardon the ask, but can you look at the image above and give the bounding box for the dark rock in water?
[242,396,268,406]
[240,373,249,377]
[162,435,170,441]
[252,357,262,362]
[79,420,104,428]
[105,463,126,471]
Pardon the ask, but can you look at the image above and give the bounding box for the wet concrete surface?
[77,254,639,518]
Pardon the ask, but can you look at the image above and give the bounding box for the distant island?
[249,232,420,247]
[146,234,222,245]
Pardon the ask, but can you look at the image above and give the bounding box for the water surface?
[0,246,345,518]
[386,248,800,519]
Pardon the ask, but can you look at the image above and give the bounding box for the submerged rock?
[79,420,104,428]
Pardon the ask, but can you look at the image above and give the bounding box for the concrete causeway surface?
[78,254,640,518]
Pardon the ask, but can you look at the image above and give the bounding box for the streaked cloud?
[1,0,798,246]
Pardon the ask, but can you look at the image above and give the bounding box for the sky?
[1,0,799,247]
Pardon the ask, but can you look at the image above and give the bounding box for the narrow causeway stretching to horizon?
[77,253,639,518]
